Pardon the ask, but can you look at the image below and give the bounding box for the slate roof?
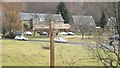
[0,12,4,21]
[20,13,64,23]
[20,13,30,21]
[0,12,2,21]
[72,15,96,27]
[0,12,3,33]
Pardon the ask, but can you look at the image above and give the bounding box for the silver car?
[54,37,67,43]
[15,36,28,41]
[58,32,68,35]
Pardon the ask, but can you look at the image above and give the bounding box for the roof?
[0,12,2,21]
[72,15,96,27]
[0,12,4,21]
[20,13,64,23]
[0,12,3,33]
[0,12,4,18]
[20,13,30,21]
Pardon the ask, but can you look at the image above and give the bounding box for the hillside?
[24,2,112,23]
[2,2,113,24]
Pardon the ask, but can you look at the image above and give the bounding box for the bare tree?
[74,16,96,40]
[2,2,25,38]
[77,20,89,40]
[87,2,120,68]
[45,14,57,23]
[56,46,81,66]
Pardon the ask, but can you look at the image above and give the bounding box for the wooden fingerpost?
[50,21,54,68]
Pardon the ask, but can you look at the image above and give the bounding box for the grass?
[2,39,50,66]
[0,40,2,66]
[2,39,102,66]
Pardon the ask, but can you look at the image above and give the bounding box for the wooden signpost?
[33,21,71,68]
[50,21,54,68]
[33,23,70,30]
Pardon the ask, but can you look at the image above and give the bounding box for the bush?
[24,23,29,30]
[4,31,21,39]
[5,32,16,39]
[42,45,50,49]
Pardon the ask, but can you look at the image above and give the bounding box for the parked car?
[67,32,75,35]
[58,32,68,35]
[39,31,48,35]
[54,37,67,43]
[108,35,119,40]
[0,36,2,40]
[15,35,28,41]
[24,31,32,36]
[15,31,22,35]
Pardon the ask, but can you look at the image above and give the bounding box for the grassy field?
[2,39,103,66]
[0,40,2,66]
[62,35,96,45]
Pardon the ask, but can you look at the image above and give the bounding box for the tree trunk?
[33,30,36,37]
[3,34,5,38]
[81,33,84,40]
[2,30,6,38]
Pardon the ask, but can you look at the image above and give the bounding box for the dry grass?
[2,39,102,66]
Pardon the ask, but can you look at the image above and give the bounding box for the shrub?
[42,45,50,49]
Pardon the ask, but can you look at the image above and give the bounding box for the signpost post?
[50,21,54,68]
[33,21,71,68]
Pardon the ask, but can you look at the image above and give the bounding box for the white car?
[15,36,28,41]
[67,32,75,35]
[24,31,32,36]
[58,32,68,35]
[42,31,48,35]
[0,36,2,40]
[54,37,67,43]
[39,31,48,35]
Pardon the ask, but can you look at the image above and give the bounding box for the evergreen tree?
[56,2,70,23]
[29,19,33,29]
[99,11,107,28]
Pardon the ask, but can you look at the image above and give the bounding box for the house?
[107,17,116,31]
[20,12,64,29]
[72,15,96,32]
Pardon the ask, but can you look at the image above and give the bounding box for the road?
[28,39,118,51]
[28,39,84,45]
